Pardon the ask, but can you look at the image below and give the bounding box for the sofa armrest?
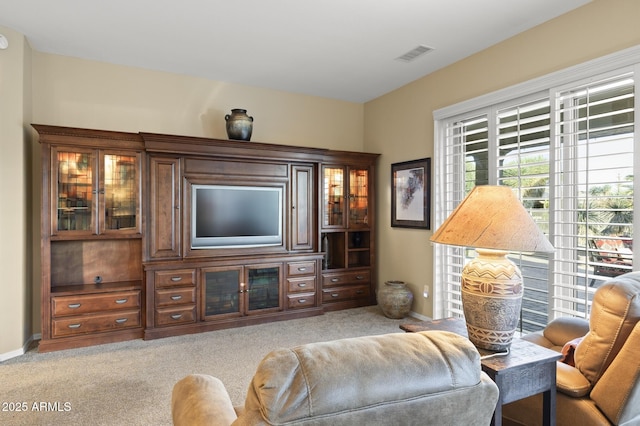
[172,374,238,426]
[521,317,589,351]
[556,361,592,397]
[543,317,589,347]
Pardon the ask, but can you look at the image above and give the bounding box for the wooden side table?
[401,317,561,426]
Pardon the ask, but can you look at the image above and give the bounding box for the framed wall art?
[391,158,431,229]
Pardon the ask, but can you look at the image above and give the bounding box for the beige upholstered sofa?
[503,271,640,425]
[172,330,499,425]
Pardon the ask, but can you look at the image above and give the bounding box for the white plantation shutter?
[496,98,552,331]
[433,114,488,318]
[434,60,637,332]
[551,72,635,317]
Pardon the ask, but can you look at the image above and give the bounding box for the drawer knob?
[115,299,128,304]
[68,303,81,309]
[297,267,307,272]
[298,283,307,288]
[170,295,183,301]
[171,276,183,282]
[115,318,128,324]
[331,278,339,283]
[331,293,339,298]
[68,323,81,329]
[356,275,364,280]
[171,314,183,320]
[298,299,307,303]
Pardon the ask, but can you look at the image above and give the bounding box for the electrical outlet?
[423,285,429,298]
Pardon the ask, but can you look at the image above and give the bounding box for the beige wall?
[364,0,640,318]
[31,53,364,150]
[0,26,32,356]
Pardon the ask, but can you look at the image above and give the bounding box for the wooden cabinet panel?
[155,287,196,307]
[155,305,197,326]
[322,285,370,303]
[52,310,141,337]
[52,291,140,316]
[286,277,316,294]
[154,269,196,287]
[322,270,370,288]
[287,261,316,276]
[149,156,181,259]
[287,293,316,309]
[291,165,314,251]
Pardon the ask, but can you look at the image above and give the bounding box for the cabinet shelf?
[51,280,142,296]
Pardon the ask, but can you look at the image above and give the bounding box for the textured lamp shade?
[430,185,554,253]
[431,185,554,351]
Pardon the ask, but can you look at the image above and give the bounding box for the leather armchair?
[503,271,640,425]
[172,331,499,425]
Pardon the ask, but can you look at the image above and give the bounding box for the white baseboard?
[0,334,39,363]
[408,311,431,321]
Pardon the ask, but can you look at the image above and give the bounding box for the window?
[434,49,638,332]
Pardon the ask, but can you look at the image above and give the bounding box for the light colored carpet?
[0,306,419,425]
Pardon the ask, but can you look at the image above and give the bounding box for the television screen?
[191,185,283,249]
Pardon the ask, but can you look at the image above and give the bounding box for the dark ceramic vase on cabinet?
[225,109,253,141]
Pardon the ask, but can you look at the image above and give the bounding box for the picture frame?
[391,158,431,229]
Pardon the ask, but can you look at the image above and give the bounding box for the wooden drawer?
[322,270,370,288]
[287,261,316,276]
[52,291,140,317]
[287,293,316,309]
[155,287,196,307]
[155,304,197,326]
[322,285,370,303]
[52,309,140,337]
[287,277,316,294]
[155,269,196,287]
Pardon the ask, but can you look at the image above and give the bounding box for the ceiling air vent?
[395,45,434,63]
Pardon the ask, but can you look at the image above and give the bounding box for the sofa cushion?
[241,331,483,424]
[574,273,640,385]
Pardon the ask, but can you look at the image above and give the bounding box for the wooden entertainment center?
[35,125,379,352]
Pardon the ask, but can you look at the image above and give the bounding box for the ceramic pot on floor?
[378,280,413,319]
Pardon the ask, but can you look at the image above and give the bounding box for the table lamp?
[430,185,554,351]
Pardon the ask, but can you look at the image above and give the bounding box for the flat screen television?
[191,184,283,249]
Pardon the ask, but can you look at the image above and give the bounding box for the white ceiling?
[0,0,591,103]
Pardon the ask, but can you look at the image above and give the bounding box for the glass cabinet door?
[247,266,281,312]
[348,168,369,226]
[322,166,345,227]
[203,268,242,317]
[54,148,139,235]
[203,265,282,318]
[102,152,139,232]
[55,149,96,232]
